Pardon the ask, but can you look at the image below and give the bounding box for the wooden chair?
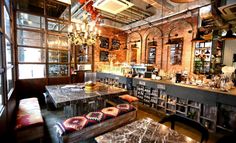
[159,114,209,143]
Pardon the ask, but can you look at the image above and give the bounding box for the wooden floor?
[34,102,224,143]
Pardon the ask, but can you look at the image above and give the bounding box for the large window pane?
[17,12,45,30]
[7,68,13,93]
[0,75,3,106]
[18,47,45,63]
[48,50,68,63]
[19,64,45,79]
[4,6,11,39]
[5,0,10,11]
[0,34,2,67]
[48,34,68,49]
[47,20,68,33]
[5,38,12,67]
[17,29,45,47]
[48,64,68,77]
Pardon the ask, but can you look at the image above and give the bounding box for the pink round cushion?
[63,116,88,132]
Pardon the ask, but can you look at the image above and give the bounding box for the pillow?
[119,94,139,103]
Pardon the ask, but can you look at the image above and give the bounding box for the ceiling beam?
[130,6,153,17]
[142,0,174,12]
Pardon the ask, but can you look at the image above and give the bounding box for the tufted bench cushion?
[55,104,137,143]
[15,97,44,143]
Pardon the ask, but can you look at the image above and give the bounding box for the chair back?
[159,114,209,143]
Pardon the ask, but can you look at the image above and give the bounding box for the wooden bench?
[55,104,137,143]
[15,97,44,143]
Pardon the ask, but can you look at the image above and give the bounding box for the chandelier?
[68,15,100,46]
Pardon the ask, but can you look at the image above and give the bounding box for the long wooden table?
[95,117,198,143]
[45,82,128,117]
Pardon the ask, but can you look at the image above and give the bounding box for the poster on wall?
[100,51,109,61]
[99,36,109,49]
[110,39,120,50]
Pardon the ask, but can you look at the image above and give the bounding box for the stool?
[119,94,139,109]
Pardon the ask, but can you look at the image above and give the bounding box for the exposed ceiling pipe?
[142,0,174,12]
[130,6,153,16]
[100,11,133,23]
[122,3,211,31]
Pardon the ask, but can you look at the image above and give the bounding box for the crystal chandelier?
[68,15,100,46]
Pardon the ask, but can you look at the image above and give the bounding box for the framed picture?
[99,36,109,49]
[100,51,109,61]
[110,39,120,50]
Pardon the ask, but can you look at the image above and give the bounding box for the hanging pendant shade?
[221,24,236,40]
[191,28,205,42]
[165,38,173,45]
[170,0,197,3]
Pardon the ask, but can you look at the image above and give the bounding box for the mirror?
[127,32,142,64]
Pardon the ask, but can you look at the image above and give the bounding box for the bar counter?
[97,72,236,132]
[133,77,236,107]
[97,72,236,106]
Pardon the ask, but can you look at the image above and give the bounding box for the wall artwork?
[110,39,120,50]
[100,51,109,61]
[99,36,109,49]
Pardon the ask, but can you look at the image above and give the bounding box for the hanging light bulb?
[170,0,197,3]
[221,24,236,40]
[191,28,205,42]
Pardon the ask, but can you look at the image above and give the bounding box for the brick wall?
[94,17,197,73]
[94,26,127,71]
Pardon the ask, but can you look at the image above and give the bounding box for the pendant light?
[221,24,236,40]
[170,0,197,3]
[191,28,205,42]
[165,33,173,45]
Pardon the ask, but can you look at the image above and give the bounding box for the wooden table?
[45,82,128,117]
[95,117,199,143]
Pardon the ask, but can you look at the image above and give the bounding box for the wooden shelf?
[158,98,166,101]
[176,110,186,115]
[200,116,215,122]
[188,104,200,109]
[157,104,165,108]
[166,102,176,106]
[176,103,187,107]
[216,125,233,132]
[166,108,175,112]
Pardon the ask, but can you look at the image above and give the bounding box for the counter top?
[95,117,198,143]
[133,77,236,97]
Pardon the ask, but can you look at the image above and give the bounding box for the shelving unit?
[176,97,188,116]
[133,83,222,132]
[194,41,212,74]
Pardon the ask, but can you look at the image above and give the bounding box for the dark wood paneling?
[0,107,7,139]
[16,79,47,105]
[7,90,17,135]
[16,77,71,105]
[48,77,70,85]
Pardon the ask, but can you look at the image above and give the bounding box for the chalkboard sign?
[100,51,109,61]
[170,38,183,65]
[99,36,109,49]
[111,39,120,50]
